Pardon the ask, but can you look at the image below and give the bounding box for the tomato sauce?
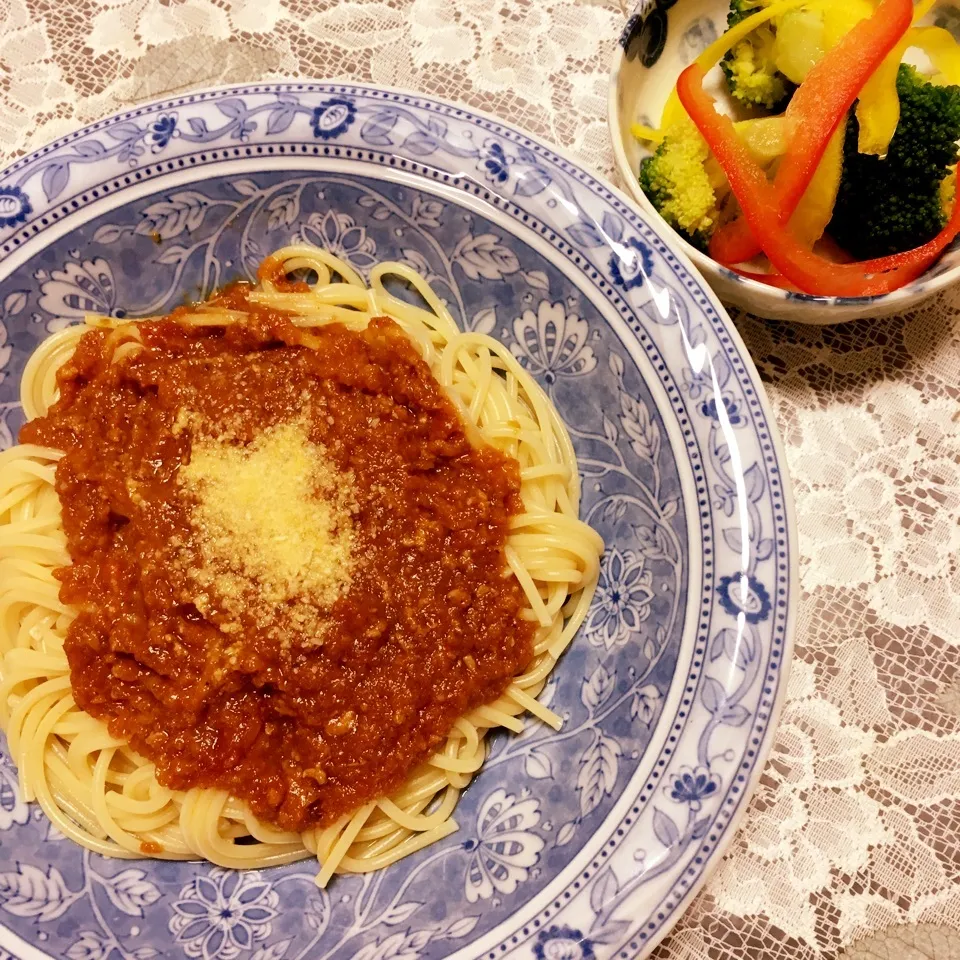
[21,286,535,832]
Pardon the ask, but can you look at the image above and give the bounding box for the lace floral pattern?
[0,1,957,959]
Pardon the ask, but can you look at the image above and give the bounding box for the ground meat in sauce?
[20,285,535,832]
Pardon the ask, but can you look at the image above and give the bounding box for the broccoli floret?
[721,0,795,111]
[639,118,720,252]
[727,0,759,27]
[829,65,960,259]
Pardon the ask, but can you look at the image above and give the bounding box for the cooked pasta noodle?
[0,246,602,886]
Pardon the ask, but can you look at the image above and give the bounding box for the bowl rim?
[607,37,960,310]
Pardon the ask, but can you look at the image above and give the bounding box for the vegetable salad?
[633,0,960,296]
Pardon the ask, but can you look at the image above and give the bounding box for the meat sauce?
[21,286,535,832]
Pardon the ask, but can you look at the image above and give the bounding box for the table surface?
[2,0,959,957]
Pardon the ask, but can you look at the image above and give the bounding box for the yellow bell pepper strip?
[678,63,960,296]
[854,0,942,155]
[942,166,957,214]
[709,0,913,266]
[911,26,960,85]
[856,34,911,155]
[788,121,845,247]
[822,0,872,49]
[631,123,663,144]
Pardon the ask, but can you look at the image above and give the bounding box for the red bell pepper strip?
[708,0,914,266]
[679,64,960,296]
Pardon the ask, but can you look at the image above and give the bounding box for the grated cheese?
[177,419,357,649]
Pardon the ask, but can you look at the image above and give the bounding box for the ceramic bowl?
[608,0,960,323]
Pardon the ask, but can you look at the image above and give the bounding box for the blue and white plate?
[0,84,796,960]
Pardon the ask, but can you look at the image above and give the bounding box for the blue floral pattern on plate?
[0,83,795,960]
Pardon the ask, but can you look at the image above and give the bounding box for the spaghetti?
[0,246,603,886]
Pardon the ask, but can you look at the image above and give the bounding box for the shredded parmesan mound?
[177,419,357,648]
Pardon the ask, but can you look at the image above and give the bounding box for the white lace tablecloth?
[2,0,958,956]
